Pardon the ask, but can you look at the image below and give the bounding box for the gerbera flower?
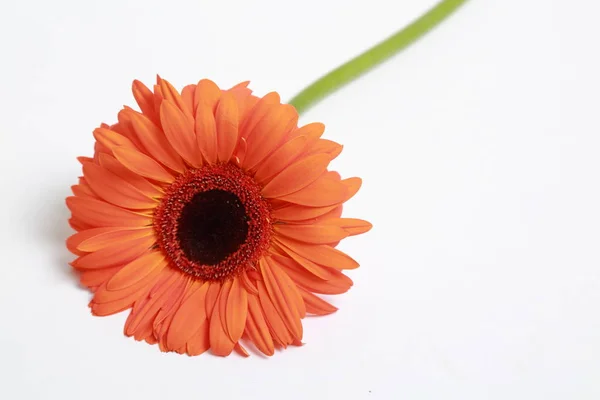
[66,76,371,356]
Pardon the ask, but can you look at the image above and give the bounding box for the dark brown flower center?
[154,163,272,281]
[177,190,248,265]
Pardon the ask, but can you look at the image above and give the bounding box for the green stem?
[288,0,469,114]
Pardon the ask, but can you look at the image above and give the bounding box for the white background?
[1,0,599,398]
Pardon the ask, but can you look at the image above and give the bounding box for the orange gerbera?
[66,76,371,357]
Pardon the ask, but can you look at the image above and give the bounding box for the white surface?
[1,0,599,398]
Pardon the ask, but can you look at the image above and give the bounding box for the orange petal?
[91,292,141,316]
[278,174,352,207]
[274,224,348,244]
[124,109,185,173]
[324,218,373,236]
[253,135,308,184]
[98,153,164,198]
[228,81,250,91]
[186,320,210,356]
[234,136,247,166]
[155,280,193,351]
[234,342,250,357]
[256,280,293,347]
[132,80,159,124]
[306,205,343,224]
[289,122,325,141]
[78,227,153,252]
[298,287,338,315]
[239,270,258,296]
[94,139,111,158]
[153,84,164,116]
[305,138,343,160]
[83,162,157,209]
[209,284,236,356]
[77,156,94,165]
[66,196,151,228]
[79,266,121,289]
[293,287,306,319]
[262,154,330,198]
[247,269,262,282]
[154,282,197,344]
[72,235,155,269]
[193,79,221,113]
[71,182,99,200]
[225,276,248,342]
[242,104,298,170]
[153,276,189,333]
[93,128,138,152]
[195,100,218,164]
[113,146,175,183]
[69,217,93,232]
[125,269,182,336]
[174,344,187,355]
[115,113,146,151]
[160,100,202,167]
[144,334,158,345]
[227,82,256,121]
[276,237,359,270]
[157,77,192,118]
[205,281,221,318]
[129,295,151,321]
[167,280,209,350]
[106,251,167,291]
[271,204,338,222]
[273,254,353,295]
[133,289,165,331]
[218,279,233,334]
[265,258,306,319]
[342,177,362,201]
[245,294,275,356]
[67,227,119,255]
[147,267,180,298]
[239,92,280,140]
[260,258,302,340]
[91,271,161,316]
[272,244,337,280]
[92,264,167,308]
[181,84,196,115]
[215,91,239,162]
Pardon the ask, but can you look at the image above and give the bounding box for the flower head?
[66,76,371,356]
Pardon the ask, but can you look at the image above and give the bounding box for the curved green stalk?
[289,0,469,114]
